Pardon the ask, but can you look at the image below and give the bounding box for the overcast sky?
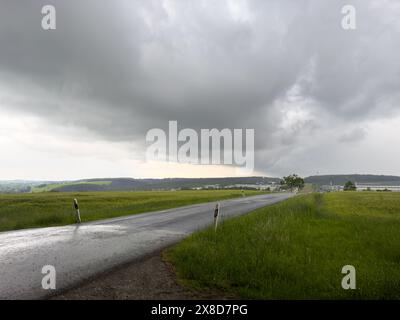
[0,0,399,180]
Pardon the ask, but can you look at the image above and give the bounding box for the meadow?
[0,190,262,232]
[30,181,112,193]
[166,192,400,299]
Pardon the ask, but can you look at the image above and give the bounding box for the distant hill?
[0,177,280,193]
[305,175,400,186]
[54,177,281,192]
[2,174,400,193]
[0,181,52,194]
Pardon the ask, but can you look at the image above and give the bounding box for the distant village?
[193,181,400,193]
[319,183,400,192]
[189,181,281,191]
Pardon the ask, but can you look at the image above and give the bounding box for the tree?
[344,181,356,191]
[281,174,305,192]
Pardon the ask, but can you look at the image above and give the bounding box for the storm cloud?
[0,0,399,178]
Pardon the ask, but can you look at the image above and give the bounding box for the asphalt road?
[0,192,294,300]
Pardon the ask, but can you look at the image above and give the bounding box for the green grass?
[0,190,263,232]
[298,183,316,194]
[31,181,112,193]
[165,192,400,299]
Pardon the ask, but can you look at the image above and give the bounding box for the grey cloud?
[0,0,399,175]
[338,127,367,143]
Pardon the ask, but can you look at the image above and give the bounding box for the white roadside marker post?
[214,203,220,232]
[73,198,81,224]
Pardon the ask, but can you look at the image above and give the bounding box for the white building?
[224,184,279,191]
[355,183,400,192]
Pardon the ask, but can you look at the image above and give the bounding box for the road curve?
[0,192,294,300]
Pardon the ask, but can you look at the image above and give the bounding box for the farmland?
[0,190,263,232]
[166,192,400,299]
[30,181,112,193]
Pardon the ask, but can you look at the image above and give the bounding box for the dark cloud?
[338,127,367,143]
[0,0,399,176]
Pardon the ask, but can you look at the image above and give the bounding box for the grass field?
[30,181,112,193]
[0,190,262,232]
[166,192,400,299]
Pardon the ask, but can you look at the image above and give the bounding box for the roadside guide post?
[214,203,220,232]
[73,198,81,224]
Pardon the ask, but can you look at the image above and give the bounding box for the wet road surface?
[0,192,293,299]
